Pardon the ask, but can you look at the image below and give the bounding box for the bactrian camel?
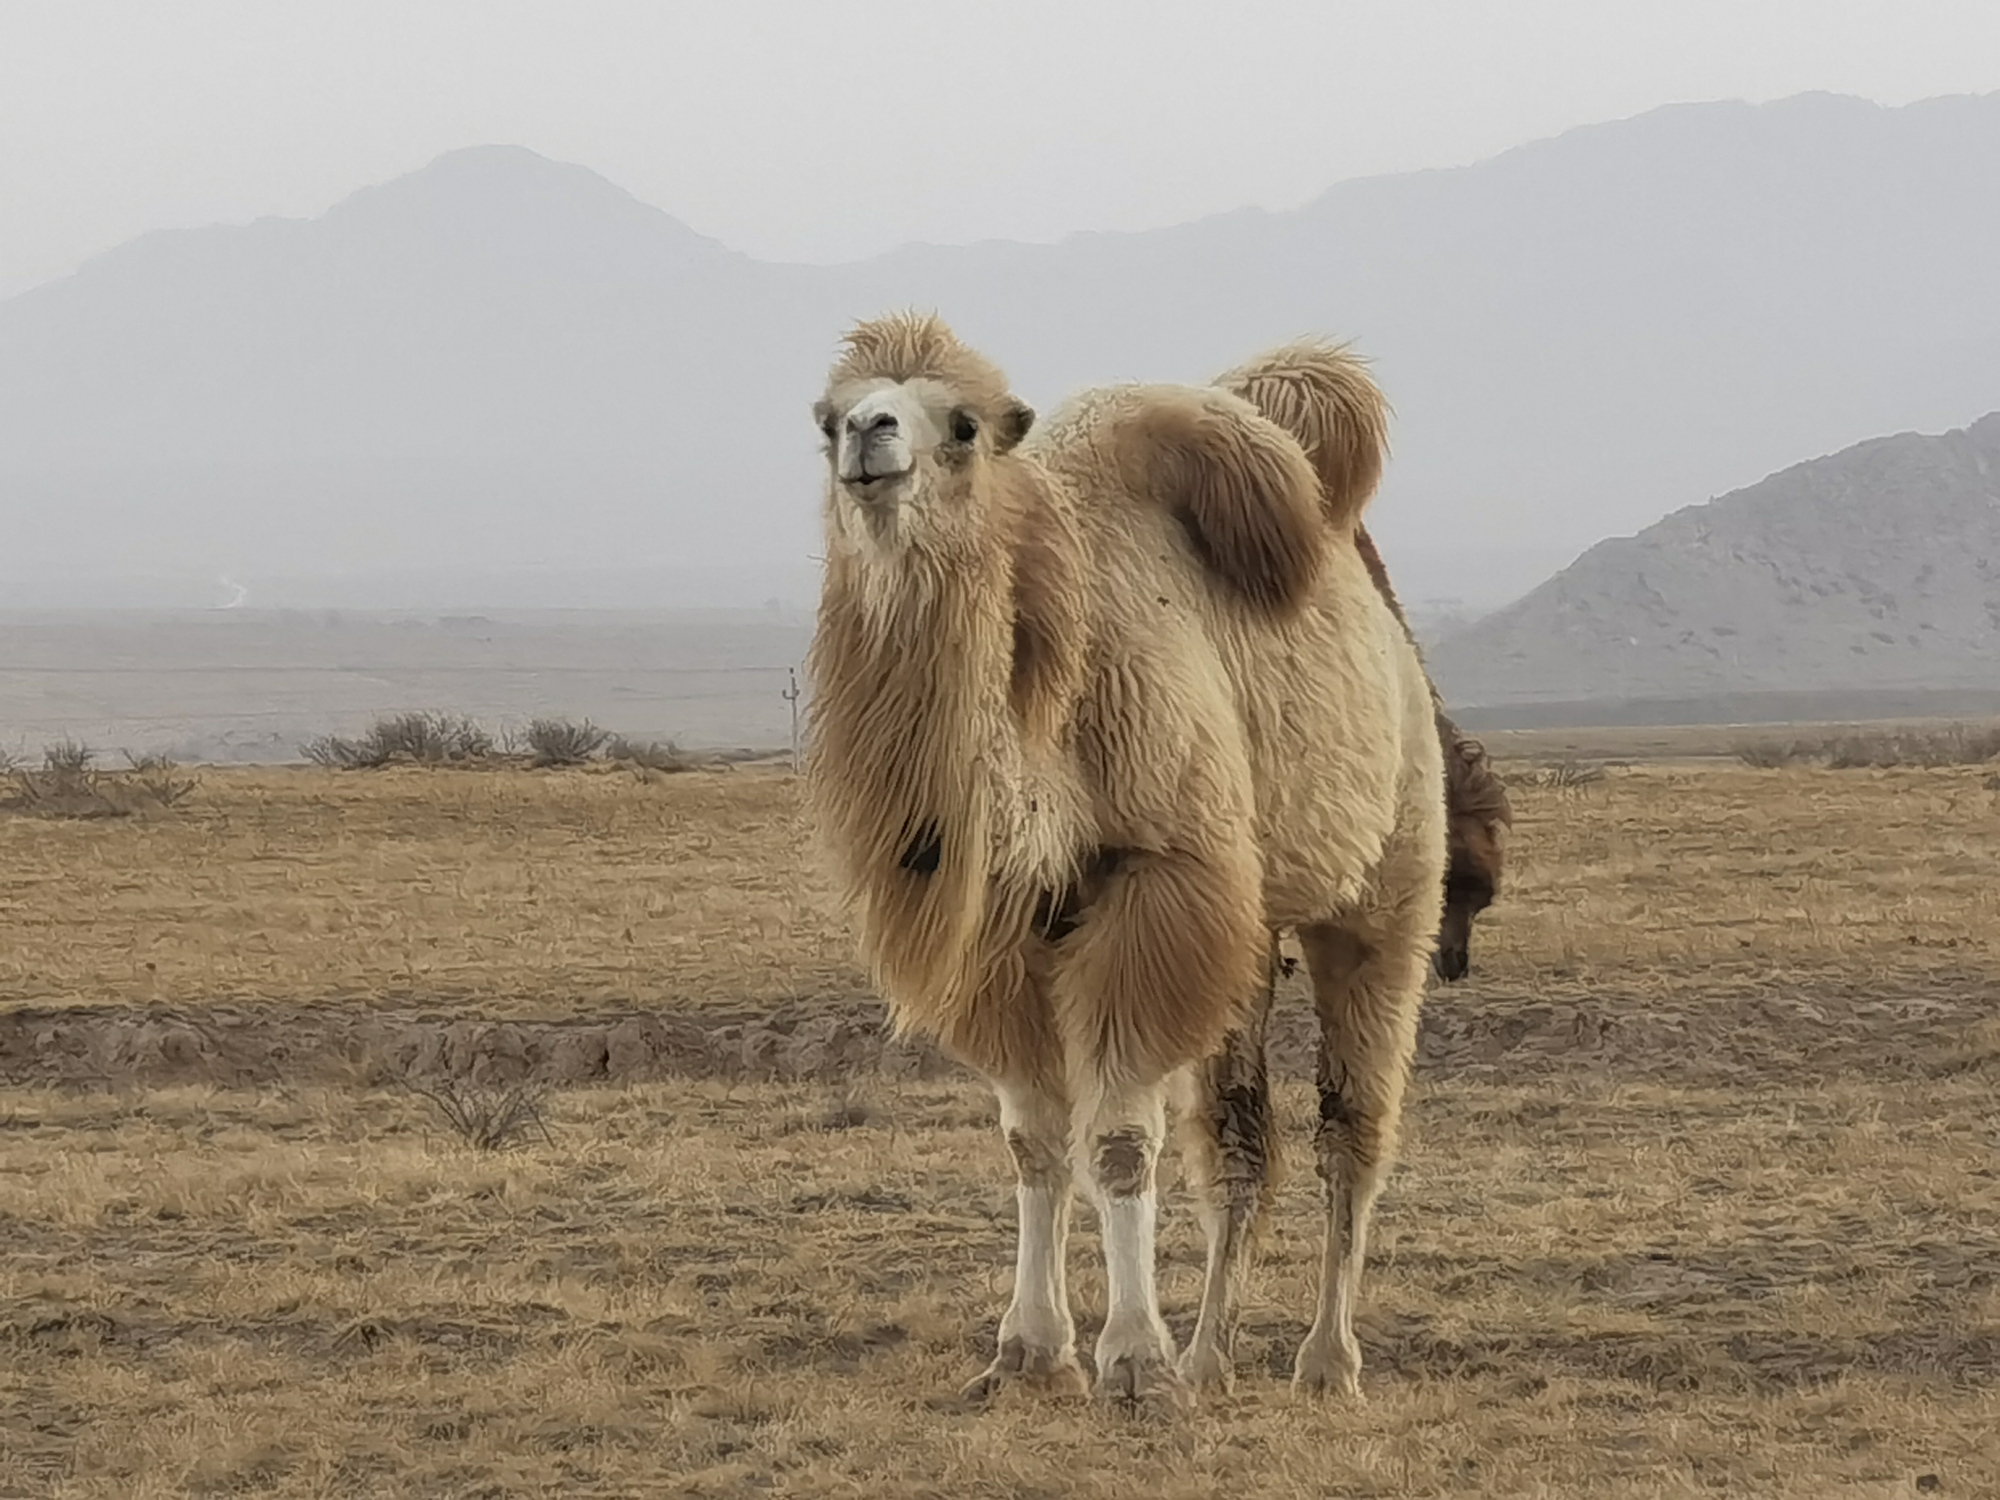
[805,313,1443,1406]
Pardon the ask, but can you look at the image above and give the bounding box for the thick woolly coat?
[806,317,1443,1090]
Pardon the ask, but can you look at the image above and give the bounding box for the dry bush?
[1,743,199,819]
[1520,757,1607,791]
[607,735,695,774]
[406,1078,555,1151]
[1734,740,1807,769]
[526,717,610,768]
[303,712,499,769]
[124,751,200,808]
[1736,724,2000,770]
[44,737,93,775]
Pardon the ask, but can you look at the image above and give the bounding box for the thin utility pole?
[783,667,802,773]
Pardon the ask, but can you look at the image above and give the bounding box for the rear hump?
[1214,340,1390,534]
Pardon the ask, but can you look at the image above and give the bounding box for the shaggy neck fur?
[807,455,1088,1017]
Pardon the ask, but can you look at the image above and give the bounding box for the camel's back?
[1032,392,1441,925]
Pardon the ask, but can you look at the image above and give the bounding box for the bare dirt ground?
[2,761,1997,1496]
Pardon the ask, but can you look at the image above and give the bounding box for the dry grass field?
[3,757,1997,1496]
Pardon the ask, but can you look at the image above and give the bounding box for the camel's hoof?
[1177,1341,1235,1395]
[959,1337,1088,1404]
[1094,1349,1193,1414]
[1290,1336,1363,1401]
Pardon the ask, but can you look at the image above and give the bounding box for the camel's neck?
[806,462,1088,906]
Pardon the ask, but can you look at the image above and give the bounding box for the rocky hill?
[1427,413,2000,708]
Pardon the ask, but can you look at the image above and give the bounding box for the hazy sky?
[5,0,2000,298]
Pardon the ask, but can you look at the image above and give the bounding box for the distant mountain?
[1427,413,2000,707]
[2,92,1998,613]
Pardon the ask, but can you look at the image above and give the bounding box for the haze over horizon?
[4,4,2000,638]
[7,1,2000,298]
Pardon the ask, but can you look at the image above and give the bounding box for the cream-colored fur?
[805,313,1443,1406]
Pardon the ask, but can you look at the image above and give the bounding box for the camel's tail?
[1213,339,1390,534]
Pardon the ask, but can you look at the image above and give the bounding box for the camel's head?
[1434,846,1497,982]
[1432,722,1512,983]
[814,312,1035,555]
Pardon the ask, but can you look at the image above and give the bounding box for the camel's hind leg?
[1170,938,1279,1394]
[961,1078,1087,1401]
[1291,914,1429,1398]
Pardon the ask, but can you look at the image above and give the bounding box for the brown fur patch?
[1112,389,1328,618]
[1213,339,1390,534]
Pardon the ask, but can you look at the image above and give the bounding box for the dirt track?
[4,973,1992,1091]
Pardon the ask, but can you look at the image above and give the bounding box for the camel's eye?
[950,411,978,444]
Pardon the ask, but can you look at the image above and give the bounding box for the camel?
[1211,355,1513,984]
[805,313,1443,1406]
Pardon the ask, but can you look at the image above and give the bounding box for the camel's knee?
[996,1080,1071,1186]
[1073,1083,1167,1204]
[1006,1125,1068,1190]
[1089,1124,1157,1199]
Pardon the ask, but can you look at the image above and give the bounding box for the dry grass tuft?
[405,1078,556,1151]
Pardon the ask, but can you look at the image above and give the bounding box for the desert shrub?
[1736,725,2000,770]
[1734,740,1807,769]
[372,712,494,763]
[43,738,93,775]
[1828,725,2000,769]
[407,1079,554,1151]
[1,743,198,819]
[1523,758,1607,791]
[607,735,695,774]
[124,752,201,807]
[301,712,498,769]
[526,717,610,767]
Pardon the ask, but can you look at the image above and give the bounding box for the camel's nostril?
[850,411,899,436]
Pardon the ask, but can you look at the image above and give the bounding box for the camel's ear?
[995,399,1035,454]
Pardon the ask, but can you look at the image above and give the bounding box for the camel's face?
[814,376,1033,553]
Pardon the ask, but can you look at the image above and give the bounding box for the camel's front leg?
[961,1079,1086,1400]
[1074,1078,1185,1408]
